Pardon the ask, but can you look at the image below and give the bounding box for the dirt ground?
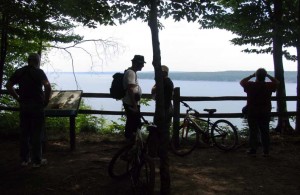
[0,133,300,195]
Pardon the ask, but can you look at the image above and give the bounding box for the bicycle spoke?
[108,144,134,179]
[130,156,155,195]
[211,120,238,150]
[171,123,199,156]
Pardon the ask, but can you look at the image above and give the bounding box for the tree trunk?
[296,45,300,133]
[0,13,9,93]
[295,0,300,133]
[273,0,294,134]
[149,0,166,129]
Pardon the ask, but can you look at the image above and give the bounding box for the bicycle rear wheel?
[108,143,133,179]
[171,122,199,156]
[130,155,155,195]
[211,119,238,151]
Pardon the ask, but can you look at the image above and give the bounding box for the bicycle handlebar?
[140,115,157,129]
[181,101,189,108]
[180,101,217,117]
[180,101,201,116]
[141,115,148,124]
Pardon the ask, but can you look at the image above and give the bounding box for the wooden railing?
[1,88,298,150]
[1,88,297,117]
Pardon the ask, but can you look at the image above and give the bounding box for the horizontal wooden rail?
[1,88,298,150]
[0,90,297,118]
[180,96,297,101]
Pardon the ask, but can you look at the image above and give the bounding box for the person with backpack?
[240,68,279,157]
[122,55,146,141]
[6,53,52,167]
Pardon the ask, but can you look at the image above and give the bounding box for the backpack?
[110,71,126,100]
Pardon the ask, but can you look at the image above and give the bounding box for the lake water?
[47,72,297,130]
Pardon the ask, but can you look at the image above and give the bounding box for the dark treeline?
[59,71,296,83]
[138,71,297,83]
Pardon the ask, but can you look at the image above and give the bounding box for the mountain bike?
[171,101,238,156]
[108,115,156,195]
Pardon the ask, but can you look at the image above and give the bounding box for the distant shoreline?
[47,71,297,83]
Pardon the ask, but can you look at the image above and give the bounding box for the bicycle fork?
[181,118,190,138]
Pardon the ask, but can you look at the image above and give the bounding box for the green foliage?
[77,114,99,133]
[110,0,222,26]
[75,101,122,134]
[106,118,126,135]
[0,94,19,136]
[140,98,151,106]
[1,0,116,88]
[0,110,19,136]
[240,118,250,139]
[202,0,297,60]
[45,117,69,139]
[0,0,118,137]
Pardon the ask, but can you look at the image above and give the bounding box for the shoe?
[262,153,270,157]
[32,159,47,168]
[21,159,31,167]
[21,161,29,167]
[246,150,256,157]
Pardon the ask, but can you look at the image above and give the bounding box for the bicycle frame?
[108,115,157,181]
[128,116,156,194]
[182,106,214,137]
[171,101,238,156]
[134,116,155,153]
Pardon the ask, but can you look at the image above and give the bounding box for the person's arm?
[151,84,156,100]
[266,74,280,85]
[42,79,52,107]
[5,81,20,102]
[127,84,138,112]
[240,73,255,87]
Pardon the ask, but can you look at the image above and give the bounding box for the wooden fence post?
[173,87,180,146]
[70,116,76,151]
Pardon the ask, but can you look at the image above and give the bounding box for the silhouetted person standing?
[6,53,52,167]
[122,55,145,141]
[151,65,174,195]
[240,68,279,157]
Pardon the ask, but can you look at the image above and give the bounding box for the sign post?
[45,90,82,151]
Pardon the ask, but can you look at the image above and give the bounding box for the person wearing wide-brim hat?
[122,55,146,141]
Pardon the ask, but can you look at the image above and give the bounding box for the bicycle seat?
[203,109,217,115]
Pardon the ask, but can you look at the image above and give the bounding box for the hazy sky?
[45,19,296,73]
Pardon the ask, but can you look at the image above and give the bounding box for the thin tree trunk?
[273,0,294,134]
[296,45,300,133]
[295,0,300,133]
[0,13,8,92]
[149,0,165,129]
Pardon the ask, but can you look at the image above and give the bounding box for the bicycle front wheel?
[171,122,199,156]
[108,143,133,179]
[211,119,238,151]
[130,155,155,195]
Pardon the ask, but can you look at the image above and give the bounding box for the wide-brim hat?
[132,55,146,64]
